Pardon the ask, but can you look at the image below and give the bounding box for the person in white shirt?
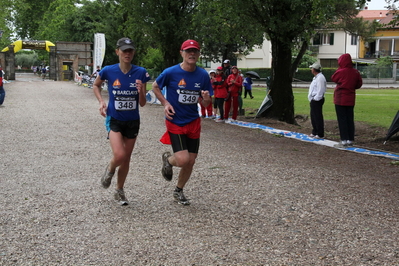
[308,63,327,138]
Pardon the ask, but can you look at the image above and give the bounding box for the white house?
[208,8,389,71]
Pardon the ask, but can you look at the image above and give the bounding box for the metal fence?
[356,65,394,80]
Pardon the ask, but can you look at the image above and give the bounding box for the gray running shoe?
[334,142,348,149]
[161,152,173,181]
[114,188,129,206]
[173,190,190,205]
[101,164,114,189]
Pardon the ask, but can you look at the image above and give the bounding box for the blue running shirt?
[156,64,213,126]
[99,64,150,121]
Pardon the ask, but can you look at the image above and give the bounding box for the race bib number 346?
[178,89,200,104]
[115,97,137,111]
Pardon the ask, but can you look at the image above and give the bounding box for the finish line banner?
[1,40,55,53]
[93,33,106,69]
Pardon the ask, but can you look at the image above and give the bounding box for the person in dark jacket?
[331,53,363,148]
[0,66,5,105]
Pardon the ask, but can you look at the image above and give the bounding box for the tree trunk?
[261,37,295,124]
[163,46,180,69]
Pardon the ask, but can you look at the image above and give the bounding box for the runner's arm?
[152,81,175,120]
[93,75,107,117]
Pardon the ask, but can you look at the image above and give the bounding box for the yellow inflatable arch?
[1,40,55,53]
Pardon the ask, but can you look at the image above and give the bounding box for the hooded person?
[331,53,363,148]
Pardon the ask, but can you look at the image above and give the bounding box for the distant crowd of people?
[31,65,49,80]
[200,59,255,123]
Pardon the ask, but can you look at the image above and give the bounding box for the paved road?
[1,74,398,265]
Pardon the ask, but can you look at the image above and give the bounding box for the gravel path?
[1,74,399,265]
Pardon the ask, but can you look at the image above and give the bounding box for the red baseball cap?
[181,39,200,51]
[217,66,223,70]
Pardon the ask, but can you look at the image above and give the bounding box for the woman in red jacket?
[331,53,363,148]
[213,66,227,122]
[224,66,243,121]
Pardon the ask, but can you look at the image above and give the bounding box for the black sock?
[174,187,182,192]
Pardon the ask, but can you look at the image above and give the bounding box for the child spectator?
[243,74,254,99]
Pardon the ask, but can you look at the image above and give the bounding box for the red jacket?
[212,74,228,98]
[331,53,362,106]
[226,73,243,97]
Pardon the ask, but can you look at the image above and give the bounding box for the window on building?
[379,39,392,57]
[351,35,358,45]
[393,39,399,55]
[312,33,334,45]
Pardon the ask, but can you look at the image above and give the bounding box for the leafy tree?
[236,0,370,124]
[192,0,265,64]
[15,51,41,68]
[68,0,125,65]
[292,50,317,69]
[11,0,54,39]
[140,48,164,73]
[121,0,199,69]
[37,0,78,41]
[0,0,15,48]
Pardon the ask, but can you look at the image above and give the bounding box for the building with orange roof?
[357,9,399,61]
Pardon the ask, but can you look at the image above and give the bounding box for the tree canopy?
[234,0,371,123]
[2,0,377,124]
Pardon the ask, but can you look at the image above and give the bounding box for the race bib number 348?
[115,97,137,111]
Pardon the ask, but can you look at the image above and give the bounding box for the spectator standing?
[223,59,232,79]
[93,37,150,205]
[213,66,227,122]
[90,66,101,79]
[199,70,215,118]
[41,66,47,81]
[331,53,363,148]
[308,63,327,138]
[243,74,254,99]
[152,39,213,205]
[224,66,243,121]
[0,66,5,105]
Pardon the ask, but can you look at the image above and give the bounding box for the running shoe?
[101,164,114,189]
[334,141,348,149]
[114,188,129,206]
[215,119,225,123]
[162,152,173,181]
[173,190,190,205]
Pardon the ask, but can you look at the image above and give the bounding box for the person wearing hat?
[93,37,151,205]
[308,62,327,139]
[225,66,243,121]
[152,39,213,205]
[213,66,228,122]
[223,59,232,78]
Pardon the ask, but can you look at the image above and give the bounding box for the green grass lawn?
[241,87,399,129]
[146,83,399,129]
